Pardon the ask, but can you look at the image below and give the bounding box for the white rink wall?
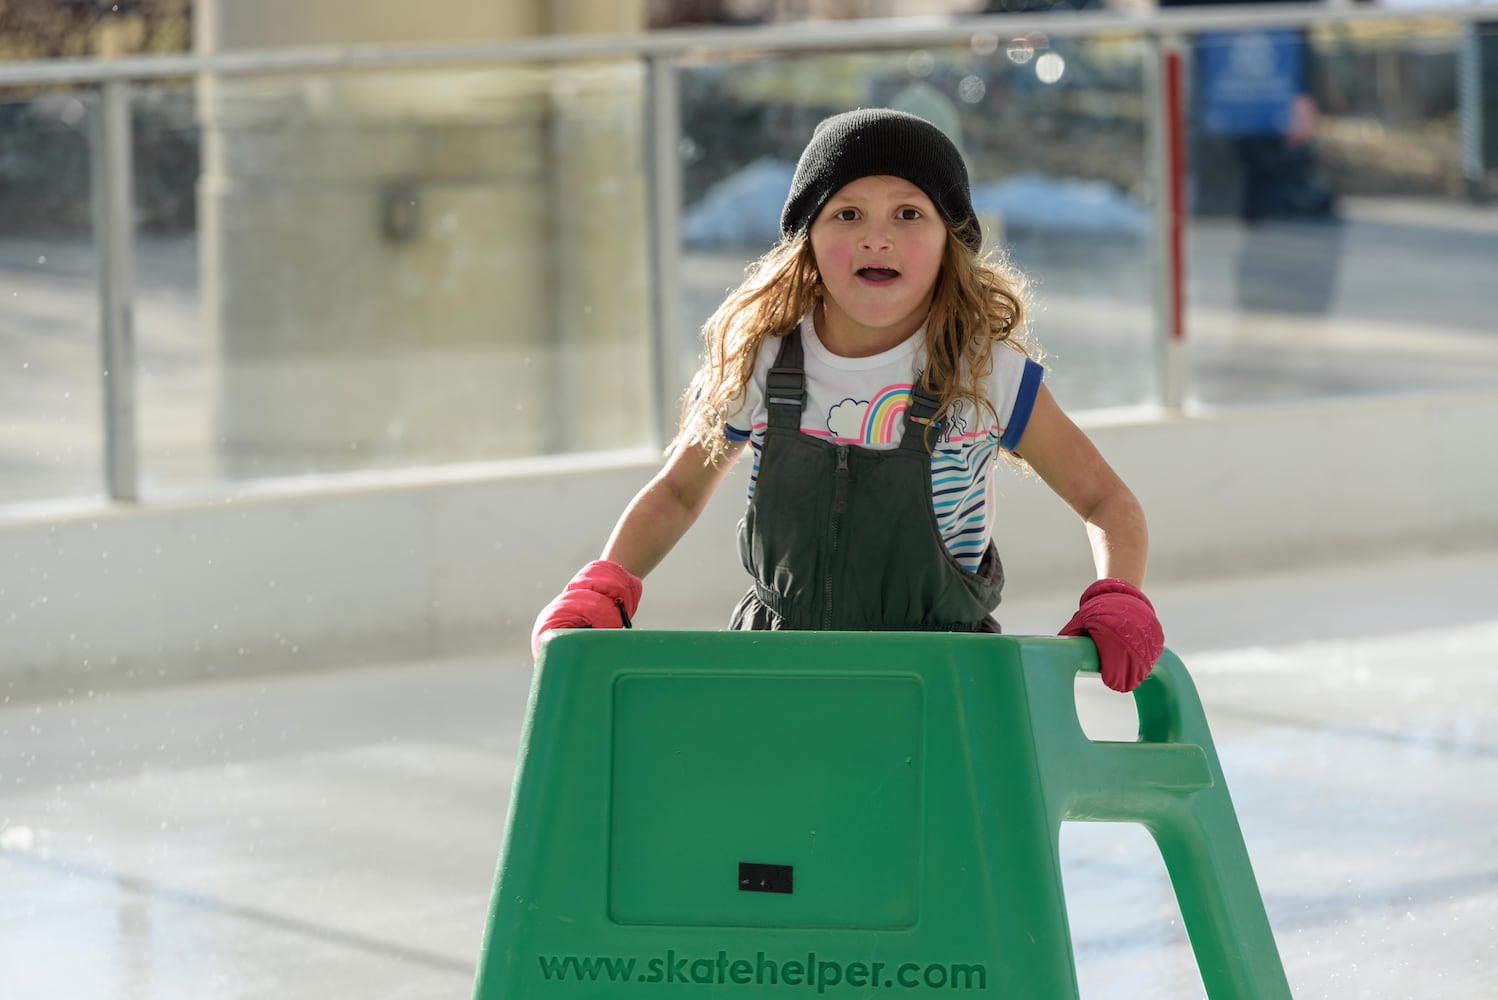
[3,389,1496,697]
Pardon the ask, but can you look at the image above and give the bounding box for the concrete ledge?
[4,390,1496,699]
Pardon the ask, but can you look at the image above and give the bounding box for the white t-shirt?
[723,313,1044,571]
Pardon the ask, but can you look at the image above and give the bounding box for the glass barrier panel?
[133,61,653,495]
[10,17,1498,511]
[675,33,1158,415]
[1183,19,1498,407]
[0,89,106,507]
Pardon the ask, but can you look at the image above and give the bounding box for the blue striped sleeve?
[998,358,1044,452]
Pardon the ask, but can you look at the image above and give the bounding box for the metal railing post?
[1147,33,1189,414]
[1459,20,1488,202]
[89,79,140,502]
[645,54,683,450]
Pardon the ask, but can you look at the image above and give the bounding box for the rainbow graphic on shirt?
[859,385,913,445]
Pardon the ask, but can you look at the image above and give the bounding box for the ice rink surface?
[1,545,1495,999]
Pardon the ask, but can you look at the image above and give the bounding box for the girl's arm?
[1012,384,1149,586]
[1013,384,1161,692]
[602,438,746,579]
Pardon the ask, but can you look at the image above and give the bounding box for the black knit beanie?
[780,108,980,252]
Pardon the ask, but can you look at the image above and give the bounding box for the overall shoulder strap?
[900,377,944,453]
[765,328,806,430]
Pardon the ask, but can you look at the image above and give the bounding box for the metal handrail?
[0,5,1489,87]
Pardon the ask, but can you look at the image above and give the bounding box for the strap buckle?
[766,366,806,408]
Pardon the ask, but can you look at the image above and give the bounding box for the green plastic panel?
[472,631,1290,999]
[611,674,924,928]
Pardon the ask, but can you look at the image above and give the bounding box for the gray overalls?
[729,328,1006,632]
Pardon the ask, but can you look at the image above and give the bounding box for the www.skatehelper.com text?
[537,950,988,992]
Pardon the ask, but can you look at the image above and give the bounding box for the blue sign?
[1198,29,1305,137]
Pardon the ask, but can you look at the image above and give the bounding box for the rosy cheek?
[919,241,945,273]
[815,242,850,274]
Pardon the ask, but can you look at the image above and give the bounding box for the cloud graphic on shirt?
[826,398,869,440]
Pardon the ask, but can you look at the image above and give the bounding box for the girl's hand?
[1059,578,1164,693]
[530,559,643,658]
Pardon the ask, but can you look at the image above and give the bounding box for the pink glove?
[530,559,643,658]
[1059,578,1164,693]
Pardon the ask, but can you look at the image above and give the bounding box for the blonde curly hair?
[673,222,1041,464]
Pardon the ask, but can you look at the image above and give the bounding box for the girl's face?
[809,174,948,357]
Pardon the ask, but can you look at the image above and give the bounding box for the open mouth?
[856,267,900,284]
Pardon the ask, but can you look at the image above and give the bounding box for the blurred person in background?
[1160,0,1338,222]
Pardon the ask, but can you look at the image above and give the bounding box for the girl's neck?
[813,299,927,359]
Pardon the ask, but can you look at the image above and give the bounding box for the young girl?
[533,108,1163,693]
